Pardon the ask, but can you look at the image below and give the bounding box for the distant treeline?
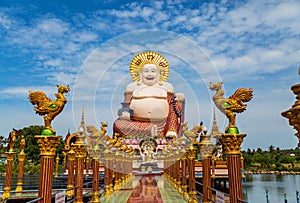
[242,146,300,172]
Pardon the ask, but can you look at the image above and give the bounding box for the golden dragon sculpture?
[210,82,253,133]
[28,85,70,135]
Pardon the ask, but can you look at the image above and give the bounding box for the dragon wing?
[28,90,56,115]
[230,88,253,102]
[226,88,253,112]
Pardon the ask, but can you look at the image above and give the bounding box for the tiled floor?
[100,175,188,203]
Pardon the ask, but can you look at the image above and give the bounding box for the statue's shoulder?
[161,82,174,93]
[126,82,138,92]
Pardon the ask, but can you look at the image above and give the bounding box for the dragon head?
[209,82,223,91]
[57,84,70,94]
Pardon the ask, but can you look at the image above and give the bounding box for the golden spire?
[209,108,222,139]
[79,107,86,133]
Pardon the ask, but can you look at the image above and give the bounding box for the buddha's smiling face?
[141,64,159,86]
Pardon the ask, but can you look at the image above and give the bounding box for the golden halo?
[130,51,170,82]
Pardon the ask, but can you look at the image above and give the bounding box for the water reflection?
[246,174,300,203]
[127,175,163,203]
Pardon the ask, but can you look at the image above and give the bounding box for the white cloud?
[0,12,11,29]
[0,85,58,100]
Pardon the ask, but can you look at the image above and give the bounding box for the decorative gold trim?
[130,51,170,82]
[221,133,246,155]
[35,136,61,156]
[5,152,16,161]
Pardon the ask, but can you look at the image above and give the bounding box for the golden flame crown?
[130,51,170,82]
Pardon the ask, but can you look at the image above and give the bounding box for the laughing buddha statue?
[113,51,185,138]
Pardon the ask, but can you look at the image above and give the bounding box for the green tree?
[14,125,43,165]
[268,145,275,153]
[0,135,8,154]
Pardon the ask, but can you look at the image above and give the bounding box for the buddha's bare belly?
[130,98,169,120]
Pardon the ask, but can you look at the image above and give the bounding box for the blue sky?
[0,0,299,150]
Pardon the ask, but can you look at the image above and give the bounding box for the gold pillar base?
[188,191,198,203]
[15,182,23,192]
[66,184,74,198]
[114,180,120,190]
[90,190,100,203]
[176,181,182,193]
[15,182,23,197]
[121,176,125,184]
[109,184,114,193]
[182,185,189,199]
[2,186,11,199]
[103,185,111,196]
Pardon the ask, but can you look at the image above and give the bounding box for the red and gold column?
[73,140,87,203]
[62,151,67,173]
[85,157,90,177]
[108,153,114,193]
[199,133,214,203]
[90,158,100,203]
[35,135,61,203]
[176,154,181,193]
[221,133,246,203]
[15,153,26,193]
[187,146,197,203]
[66,149,75,198]
[181,151,188,198]
[55,155,59,177]
[2,151,16,199]
[103,150,110,196]
[114,151,120,190]
[15,135,26,193]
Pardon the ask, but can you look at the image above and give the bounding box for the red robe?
[113,91,184,137]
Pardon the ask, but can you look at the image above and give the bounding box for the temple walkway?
[100,175,188,203]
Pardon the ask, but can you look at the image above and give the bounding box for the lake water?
[245,174,300,203]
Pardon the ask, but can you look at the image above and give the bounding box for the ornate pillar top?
[221,133,246,155]
[35,135,61,156]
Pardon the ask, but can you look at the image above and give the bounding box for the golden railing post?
[62,151,67,173]
[73,127,87,203]
[108,153,114,193]
[89,155,100,203]
[15,135,26,194]
[55,155,59,177]
[181,150,189,199]
[211,158,215,178]
[199,132,214,203]
[35,135,61,203]
[176,153,182,193]
[221,133,246,203]
[2,152,16,199]
[187,146,198,203]
[114,151,120,190]
[103,150,110,196]
[85,157,90,177]
[66,149,75,198]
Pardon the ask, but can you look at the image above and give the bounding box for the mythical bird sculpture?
[28,85,70,135]
[182,122,202,144]
[210,82,253,132]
